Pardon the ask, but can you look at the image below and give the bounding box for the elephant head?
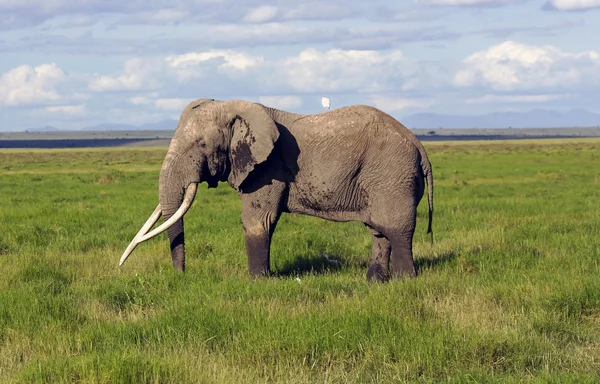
[120,99,280,271]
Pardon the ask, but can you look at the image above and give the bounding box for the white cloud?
[244,5,278,23]
[0,0,201,29]
[201,22,459,50]
[453,41,600,90]
[281,3,355,20]
[89,51,263,94]
[543,0,600,10]
[466,94,571,103]
[275,48,415,93]
[89,58,163,91]
[0,63,64,106]
[128,96,153,105]
[129,9,188,23]
[166,50,263,79]
[52,14,97,28]
[370,95,433,111]
[206,22,319,47]
[419,0,519,6]
[155,98,191,111]
[91,48,418,97]
[0,0,371,30]
[45,104,86,115]
[258,95,303,110]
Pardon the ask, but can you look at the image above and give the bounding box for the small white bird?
[321,96,330,111]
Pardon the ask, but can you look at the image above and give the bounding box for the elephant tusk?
[119,204,162,266]
[135,183,198,243]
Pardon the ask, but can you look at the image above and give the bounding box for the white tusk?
[119,204,162,266]
[135,183,198,243]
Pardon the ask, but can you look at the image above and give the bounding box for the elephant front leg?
[367,233,391,282]
[241,199,283,277]
[240,180,286,278]
[242,220,275,277]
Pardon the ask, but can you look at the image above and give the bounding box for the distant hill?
[29,125,59,132]
[15,109,600,132]
[402,109,600,129]
[82,119,178,131]
[19,120,178,133]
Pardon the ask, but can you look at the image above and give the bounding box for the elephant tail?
[417,146,434,243]
[425,164,433,243]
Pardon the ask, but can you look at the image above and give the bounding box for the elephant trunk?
[160,187,186,271]
[158,154,199,272]
[119,152,199,269]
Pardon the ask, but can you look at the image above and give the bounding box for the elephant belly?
[285,180,368,223]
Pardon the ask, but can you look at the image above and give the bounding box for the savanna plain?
[0,139,599,383]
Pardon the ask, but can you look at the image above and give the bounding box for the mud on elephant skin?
[120,98,434,282]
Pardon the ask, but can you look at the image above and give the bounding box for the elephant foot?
[249,266,271,279]
[171,255,185,272]
[391,265,417,279]
[367,264,389,283]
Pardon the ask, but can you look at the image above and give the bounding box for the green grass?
[0,139,599,383]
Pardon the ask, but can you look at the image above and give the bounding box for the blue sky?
[1,0,599,130]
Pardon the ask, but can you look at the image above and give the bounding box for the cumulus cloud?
[89,48,419,96]
[48,14,98,29]
[89,58,164,91]
[280,3,357,21]
[204,22,460,49]
[543,0,600,11]
[0,0,198,29]
[166,50,263,80]
[154,98,191,110]
[470,19,583,39]
[129,96,152,105]
[206,23,330,47]
[370,95,433,111]
[0,1,234,30]
[258,95,303,110]
[45,104,86,115]
[87,50,265,100]
[453,41,600,90]
[275,48,416,93]
[419,0,520,6]
[466,93,571,103]
[0,63,65,106]
[244,5,279,23]
[0,0,368,30]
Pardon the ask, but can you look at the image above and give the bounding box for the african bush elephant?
[120,98,433,281]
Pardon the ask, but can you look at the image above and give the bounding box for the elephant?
[120,98,433,282]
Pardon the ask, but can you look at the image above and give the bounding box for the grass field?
[0,139,599,383]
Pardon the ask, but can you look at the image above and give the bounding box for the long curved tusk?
[136,183,198,243]
[119,204,162,266]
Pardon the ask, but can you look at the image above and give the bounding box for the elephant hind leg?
[369,201,418,279]
[389,231,417,278]
[367,231,391,282]
[387,207,418,278]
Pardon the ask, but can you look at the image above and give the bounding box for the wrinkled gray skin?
[156,98,433,281]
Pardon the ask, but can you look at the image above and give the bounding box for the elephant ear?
[224,100,280,190]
